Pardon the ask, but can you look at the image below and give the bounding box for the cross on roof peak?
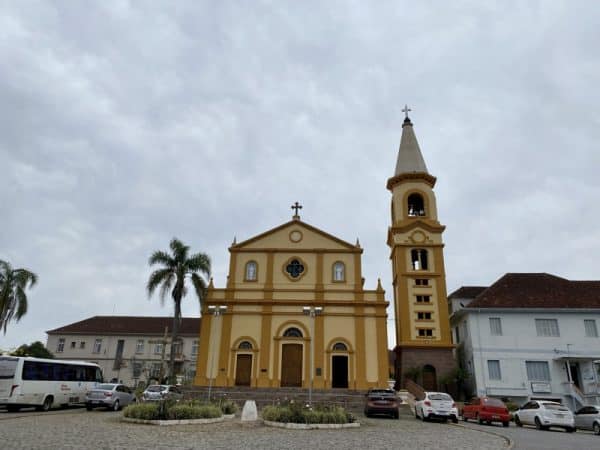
[402,104,412,119]
[291,201,302,220]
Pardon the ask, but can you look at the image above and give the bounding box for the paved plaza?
[0,408,507,450]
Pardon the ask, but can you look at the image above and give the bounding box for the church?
[194,109,454,391]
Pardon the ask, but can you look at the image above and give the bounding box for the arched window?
[333,262,345,282]
[238,341,253,350]
[245,261,257,281]
[411,249,429,270]
[407,193,426,217]
[283,327,303,338]
[332,342,348,351]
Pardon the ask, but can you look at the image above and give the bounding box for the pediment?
[232,220,358,252]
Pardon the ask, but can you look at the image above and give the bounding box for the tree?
[147,238,210,383]
[0,259,38,334]
[11,341,54,359]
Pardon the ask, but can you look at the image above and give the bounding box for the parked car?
[364,388,400,419]
[142,384,183,402]
[414,392,459,423]
[574,405,600,435]
[85,383,135,411]
[513,400,575,432]
[462,397,511,427]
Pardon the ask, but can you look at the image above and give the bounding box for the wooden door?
[422,365,437,391]
[235,354,252,386]
[281,344,303,387]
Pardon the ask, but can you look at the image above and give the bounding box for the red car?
[462,397,511,427]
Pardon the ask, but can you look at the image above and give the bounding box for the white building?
[46,316,200,387]
[449,274,600,410]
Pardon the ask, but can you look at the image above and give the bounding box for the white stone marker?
[241,400,258,422]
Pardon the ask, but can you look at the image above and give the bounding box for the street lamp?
[303,306,323,406]
[207,305,227,402]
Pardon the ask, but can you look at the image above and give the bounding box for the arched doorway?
[235,341,253,386]
[331,342,349,388]
[422,365,437,391]
[281,344,303,387]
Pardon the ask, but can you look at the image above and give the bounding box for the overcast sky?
[2,1,600,350]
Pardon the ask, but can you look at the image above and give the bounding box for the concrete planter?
[122,416,224,426]
[263,420,360,430]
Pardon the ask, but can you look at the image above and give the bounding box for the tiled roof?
[468,273,600,309]
[448,286,488,300]
[47,316,201,336]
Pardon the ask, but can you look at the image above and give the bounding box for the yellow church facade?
[194,217,390,390]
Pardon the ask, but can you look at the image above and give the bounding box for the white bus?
[0,356,103,412]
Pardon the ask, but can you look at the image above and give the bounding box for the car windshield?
[543,404,569,411]
[369,392,395,398]
[146,385,166,392]
[428,394,452,401]
[483,398,505,407]
[96,384,116,390]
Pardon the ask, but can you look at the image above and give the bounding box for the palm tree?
[0,259,38,334]
[147,238,211,383]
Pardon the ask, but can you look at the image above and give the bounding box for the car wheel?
[515,415,523,427]
[462,414,468,422]
[452,416,458,424]
[566,427,575,433]
[112,400,120,412]
[477,414,483,425]
[502,421,509,428]
[593,422,600,435]
[37,396,53,412]
[534,417,545,430]
[6,406,20,412]
[86,405,93,411]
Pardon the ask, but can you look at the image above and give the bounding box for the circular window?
[289,230,303,243]
[285,258,305,279]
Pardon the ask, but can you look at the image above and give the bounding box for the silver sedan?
[574,405,600,435]
[85,383,135,411]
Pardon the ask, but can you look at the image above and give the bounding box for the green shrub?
[260,402,350,424]
[167,404,222,420]
[220,400,238,415]
[123,403,160,420]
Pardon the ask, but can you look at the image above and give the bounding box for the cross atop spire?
[291,201,302,220]
[402,104,413,125]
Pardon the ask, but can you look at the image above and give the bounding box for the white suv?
[514,400,575,432]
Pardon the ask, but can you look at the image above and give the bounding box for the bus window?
[0,357,18,379]
[95,368,103,383]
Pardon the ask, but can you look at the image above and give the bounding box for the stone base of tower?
[393,346,455,391]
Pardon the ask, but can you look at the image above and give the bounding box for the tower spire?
[394,106,429,176]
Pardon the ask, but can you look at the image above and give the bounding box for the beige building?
[46,316,200,386]
[194,217,390,390]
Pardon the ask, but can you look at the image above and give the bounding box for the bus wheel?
[37,396,53,412]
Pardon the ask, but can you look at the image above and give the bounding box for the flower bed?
[260,402,359,429]
[122,399,237,426]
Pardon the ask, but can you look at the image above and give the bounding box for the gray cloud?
[1,1,600,349]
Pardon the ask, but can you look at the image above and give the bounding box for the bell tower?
[387,108,454,390]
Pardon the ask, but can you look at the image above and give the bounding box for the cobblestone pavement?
[0,409,508,450]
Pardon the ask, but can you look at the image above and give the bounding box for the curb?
[263,420,361,430]
[452,423,515,449]
[122,416,225,426]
